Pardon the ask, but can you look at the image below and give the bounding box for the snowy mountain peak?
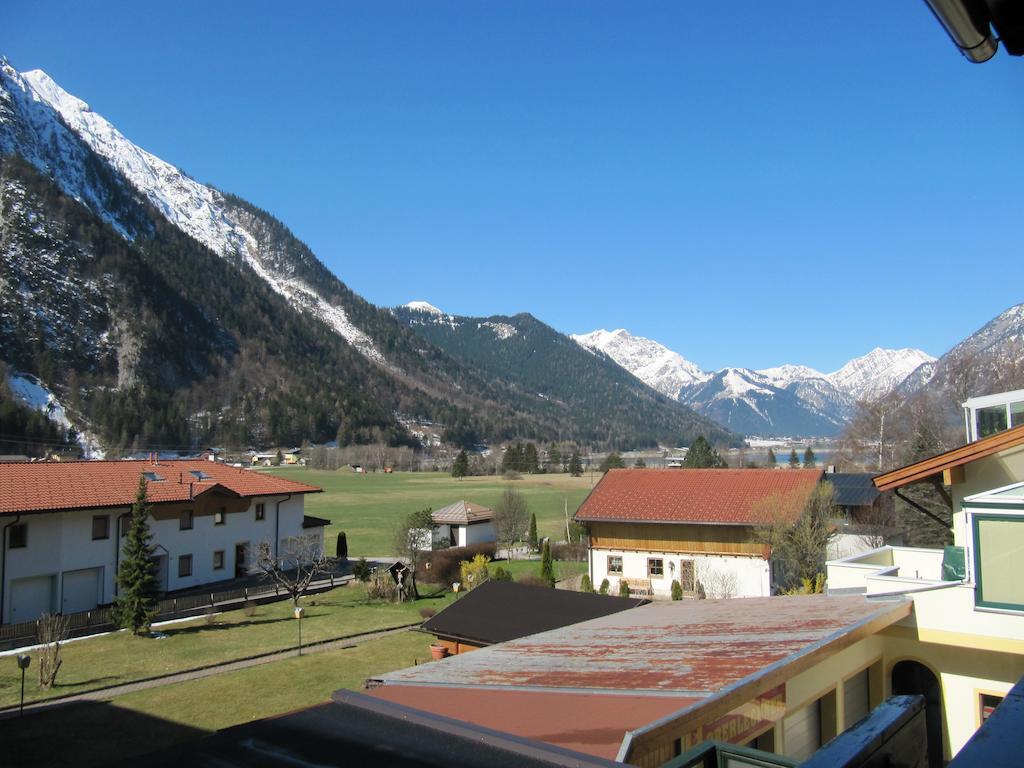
[757,364,829,388]
[827,347,936,401]
[571,328,707,398]
[403,300,444,315]
[22,69,90,114]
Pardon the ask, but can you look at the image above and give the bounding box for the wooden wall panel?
[588,522,767,557]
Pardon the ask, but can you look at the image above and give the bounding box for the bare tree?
[36,612,71,689]
[753,483,838,592]
[391,508,435,599]
[494,488,530,559]
[254,535,332,609]
[696,563,739,599]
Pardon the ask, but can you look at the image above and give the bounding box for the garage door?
[844,669,870,728]
[784,699,821,762]
[62,567,102,614]
[9,575,55,623]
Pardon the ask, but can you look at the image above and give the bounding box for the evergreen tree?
[113,476,160,635]
[568,450,584,477]
[634,458,647,468]
[540,540,555,587]
[580,574,594,593]
[599,452,626,472]
[502,443,523,473]
[803,446,816,468]
[523,443,540,474]
[547,445,562,473]
[767,447,776,466]
[682,436,728,468]
[527,512,538,551]
[788,449,800,468]
[452,449,469,479]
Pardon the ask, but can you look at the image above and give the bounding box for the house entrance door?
[235,543,248,578]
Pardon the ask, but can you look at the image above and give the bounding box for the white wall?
[589,547,770,598]
[2,494,308,623]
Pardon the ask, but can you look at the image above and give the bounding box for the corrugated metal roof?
[368,595,909,761]
[432,500,495,524]
[0,460,320,515]
[574,468,824,525]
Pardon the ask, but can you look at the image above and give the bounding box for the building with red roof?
[575,468,823,599]
[0,458,321,623]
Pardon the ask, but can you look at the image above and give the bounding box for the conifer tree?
[113,476,160,635]
[788,449,800,468]
[568,450,584,477]
[527,512,538,551]
[767,447,776,465]
[547,445,562,473]
[599,452,625,472]
[803,446,816,468]
[540,540,555,587]
[580,574,594,593]
[452,449,469,479]
[634,458,647,468]
[682,436,728,468]
[523,443,540,474]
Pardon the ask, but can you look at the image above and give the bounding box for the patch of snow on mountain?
[827,347,936,401]
[758,364,828,389]
[403,301,443,315]
[721,369,773,398]
[571,328,707,398]
[480,321,517,340]
[16,67,384,365]
[7,371,104,457]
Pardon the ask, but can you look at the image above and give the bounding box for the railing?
[0,572,348,651]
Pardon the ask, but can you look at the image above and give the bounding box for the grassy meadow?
[264,468,598,556]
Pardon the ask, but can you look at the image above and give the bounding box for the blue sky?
[5,2,1022,371]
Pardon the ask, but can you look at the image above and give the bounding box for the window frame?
[255,502,265,521]
[607,555,623,575]
[178,554,193,578]
[8,523,27,549]
[647,557,664,578]
[971,512,1024,612]
[92,514,110,540]
[179,509,193,531]
[214,507,226,526]
[213,550,225,571]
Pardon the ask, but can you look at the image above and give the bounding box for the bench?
[621,578,653,598]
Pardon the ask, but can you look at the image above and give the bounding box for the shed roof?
[421,580,646,646]
[368,594,909,761]
[826,473,881,508]
[432,500,495,524]
[0,460,320,515]
[873,424,1024,491]
[574,468,824,525]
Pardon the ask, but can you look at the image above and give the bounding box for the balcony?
[826,545,948,596]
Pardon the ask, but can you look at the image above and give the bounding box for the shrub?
[540,540,556,588]
[204,605,217,625]
[580,574,594,593]
[418,607,437,619]
[618,580,631,598]
[671,580,683,601]
[242,600,257,618]
[351,557,372,583]
[550,542,587,562]
[599,578,610,595]
[503,470,522,481]
[492,566,513,582]
[459,553,491,590]
[367,571,398,601]
[418,543,497,586]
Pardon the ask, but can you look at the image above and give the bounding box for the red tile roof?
[574,468,824,525]
[0,460,321,515]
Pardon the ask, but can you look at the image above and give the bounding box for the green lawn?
[0,584,453,710]
[494,558,587,583]
[265,468,597,555]
[2,630,434,768]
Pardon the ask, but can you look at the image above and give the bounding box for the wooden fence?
[0,572,347,651]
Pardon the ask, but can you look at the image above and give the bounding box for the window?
[179,509,193,531]
[120,516,131,537]
[92,515,110,540]
[980,693,1004,722]
[178,554,192,578]
[977,405,1008,439]
[972,514,1024,611]
[608,555,623,575]
[143,471,165,482]
[255,503,266,521]
[214,508,226,526]
[189,470,212,481]
[8,523,27,549]
[647,558,664,578]
[680,560,696,594]
[213,550,225,570]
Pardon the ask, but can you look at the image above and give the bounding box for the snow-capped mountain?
[571,327,935,437]
[572,329,707,398]
[5,63,384,364]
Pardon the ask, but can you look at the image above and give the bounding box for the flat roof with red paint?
[366,595,909,761]
[574,468,824,525]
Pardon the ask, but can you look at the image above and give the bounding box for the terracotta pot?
[429,643,450,660]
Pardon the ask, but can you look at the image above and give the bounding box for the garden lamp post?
[16,654,30,717]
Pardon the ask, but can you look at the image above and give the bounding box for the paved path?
[0,622,417,719]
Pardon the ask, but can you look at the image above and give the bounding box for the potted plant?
[429,643,450,660]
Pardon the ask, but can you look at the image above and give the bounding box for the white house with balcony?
[0,458,323,624]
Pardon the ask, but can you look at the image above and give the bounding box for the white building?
[0,458,323,624]
[576,468,826,599]
[429,500,497,549]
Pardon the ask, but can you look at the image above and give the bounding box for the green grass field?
[265,468,597,555]
[0,584,453,710]
[2,630,433,768]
